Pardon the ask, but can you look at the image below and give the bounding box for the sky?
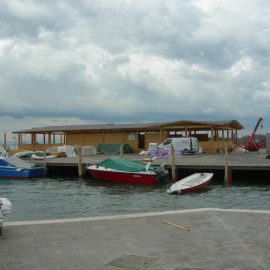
[0,0,269,142]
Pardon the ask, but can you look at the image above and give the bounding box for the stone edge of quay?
[5,208,270,227]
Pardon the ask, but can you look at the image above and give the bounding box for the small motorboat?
[13,151,56,159]
[86,157,169,185]
[0,197,12,236]
[167,173,213,194]
[0,208,2,235]
[0,157,45,179]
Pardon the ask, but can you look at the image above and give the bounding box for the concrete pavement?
[1,208,269,270]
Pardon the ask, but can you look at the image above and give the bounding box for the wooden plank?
[162,220,190,231]
[30,152,270,173]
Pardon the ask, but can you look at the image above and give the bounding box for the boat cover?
[0,157,36,169]
[97,157,149,172]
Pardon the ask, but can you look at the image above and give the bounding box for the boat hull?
[0,198,12,216]
[179,177,212,193]
[0,167,45,179]
[167,173,213,194]
[87,167,160,185]
[0,212,2,235]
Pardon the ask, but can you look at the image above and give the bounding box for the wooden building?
[13,120,243,153]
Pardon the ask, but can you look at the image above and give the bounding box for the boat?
[0,206,3,235]
[167,173,213,194]
[0,157,45,179]
[86,157,169,185]
[0,197,12,216]
[0,197,12,235]
[13,151,56,159]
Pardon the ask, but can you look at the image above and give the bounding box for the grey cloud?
[1,0,270,135]
[0,1,62,40]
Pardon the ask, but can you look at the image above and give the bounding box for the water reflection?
[85,178,162,195]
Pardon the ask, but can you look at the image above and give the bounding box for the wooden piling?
[170,145,176,182]
[224,148,232,186]
[43,149,47,176]
[3,132,7,149]
[77,145,83,178]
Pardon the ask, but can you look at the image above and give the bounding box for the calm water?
[0,176,270,221]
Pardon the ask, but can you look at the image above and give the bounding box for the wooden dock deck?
[36,151,270,180]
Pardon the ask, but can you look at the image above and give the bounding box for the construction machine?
[233,117,264,152]
[246,117,263,151]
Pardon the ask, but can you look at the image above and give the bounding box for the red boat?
[167,173,213,194]
[86,157,169,185]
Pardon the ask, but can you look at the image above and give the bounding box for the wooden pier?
[35,151,270,182]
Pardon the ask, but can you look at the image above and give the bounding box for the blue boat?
[0,157,45,179]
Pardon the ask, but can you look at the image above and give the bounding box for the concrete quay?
[1,208,270,270]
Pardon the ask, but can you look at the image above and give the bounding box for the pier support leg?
[224,149,232,186]
[43,149,47,176]
[77,146,83,178]
[3,132,7,149]
[227,168,233,186]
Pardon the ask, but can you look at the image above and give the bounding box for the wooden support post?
[43,149,47,176]
[170,145,176,182]
[77,145,83,178]
[3,132,7,149]
[222,129,225,151]
[224,149,232,186]
[18,134,22,147]
[120,144,123,157]
[48,132,51,146]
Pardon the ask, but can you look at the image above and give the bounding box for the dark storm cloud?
[0,0,270,134]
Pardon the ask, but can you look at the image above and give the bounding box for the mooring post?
[224,148,232,186]
[43,149,47,176]
[78,145,83,178]
[170,144,176,182]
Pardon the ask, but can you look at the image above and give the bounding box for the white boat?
[0,209,2,235]
[167,173,213,194]
[0,198,12,216]
[0,197,12,235]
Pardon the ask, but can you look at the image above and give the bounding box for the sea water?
[0,177,269,221]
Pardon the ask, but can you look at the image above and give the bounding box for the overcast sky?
[0,0,269,141]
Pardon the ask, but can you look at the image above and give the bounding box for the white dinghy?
[167,173,213,194]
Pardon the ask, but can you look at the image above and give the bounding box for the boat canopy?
[0,157,36,169]
[97,157,148,172]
